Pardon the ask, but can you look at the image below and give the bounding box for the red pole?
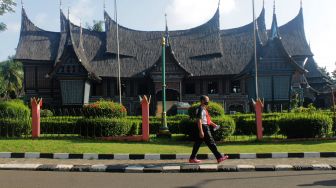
[254,99,263,141]
[31,98,42,139]
[141,96,150,141]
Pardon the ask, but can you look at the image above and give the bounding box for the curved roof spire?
[103,0,106,10]
[21,0,24,8]
[165,13,170,46]
[60,0,62,10]
[270,0,280,40]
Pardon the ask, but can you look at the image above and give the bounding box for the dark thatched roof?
[279,8,313,56]
[15,9,60,61]
[15,7,316,79]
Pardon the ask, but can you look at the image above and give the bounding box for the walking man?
[189,95,229,163]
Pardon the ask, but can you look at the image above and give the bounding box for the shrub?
[0,118,31,137]
[180,116,235,141]
[41,116,82,135]
[188,102,224,119]
[0,100,30,119]
[278,113,332,138]
[83,100,127,118]
[77,118,140,137]
[234,116,279,136]
[40,109,53,117]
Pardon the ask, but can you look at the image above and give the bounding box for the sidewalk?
[0,158,334,173]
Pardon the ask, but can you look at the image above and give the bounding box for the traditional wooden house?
[14,4,332,115]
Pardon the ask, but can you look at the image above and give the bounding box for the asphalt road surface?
[0,170,335,188]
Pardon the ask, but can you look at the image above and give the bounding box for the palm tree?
[0,57,23,99]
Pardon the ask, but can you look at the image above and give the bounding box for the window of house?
[185,83,195,94]
[207,81,218,94]
[231,80,241,93]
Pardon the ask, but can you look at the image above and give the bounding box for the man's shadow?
[298,180,336,187]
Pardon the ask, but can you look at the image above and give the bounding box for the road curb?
[1,163,334,173]
[0,152,335,160]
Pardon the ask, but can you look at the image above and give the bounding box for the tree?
[0,56,24,99]
[0,0,16,32]
[86,20,104,32]
[331,62,336,81]
[319,66,332,80]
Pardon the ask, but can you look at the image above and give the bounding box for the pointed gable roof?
[220,8,267,75]
[15,8,60,61]
[279,8,313,56]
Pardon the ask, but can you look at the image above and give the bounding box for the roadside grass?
[0,134,335,154]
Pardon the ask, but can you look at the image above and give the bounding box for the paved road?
[0,170,335,188]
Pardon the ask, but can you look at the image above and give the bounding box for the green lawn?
[0,135,335,154]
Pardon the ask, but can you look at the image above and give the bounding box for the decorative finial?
[67,7,70,19]
[21,0,24,8]
[103,0,106,10]
[300,0,303,8]
[273,0,276,14]
[263,0,265,8]
[60,0,62,10]
[218,0,221,8]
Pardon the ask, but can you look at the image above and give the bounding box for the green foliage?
[77,118,141,137]
[291,103,317,113]
[0,0,16,32]
[0,57,24,98]
[188,102,224,119]
[41,116,82,134]
[86,20,104,32]
[83,100,127,118]
[234,117,279,136]
[40,109,54,117]
[278,113,333,139]
[0,99,30,119]
[0,118,30,137]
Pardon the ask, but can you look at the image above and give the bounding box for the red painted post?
[141,96,150,141]
[254,99,263,141]
[31,98,42,139]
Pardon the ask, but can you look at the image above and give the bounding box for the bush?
[188,102,224,119]
[0,100,30,119]
[180,116,235,141]
[40,109,53,117]
[77,118,140,137]
[83,100,127,118]
[41,116,82,135]
[234,116,279,136]
[0,118,31,137]
[278,113,332,138]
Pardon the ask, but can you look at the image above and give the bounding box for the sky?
[0,0,335,72]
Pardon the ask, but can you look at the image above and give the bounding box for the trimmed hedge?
[0,100,30,119]
[83,100,127,118]
[0,118,31,137]
[188,102,224,119]
[41,116,82,135]
[234,117,279,136]
[40,109,54,117]
[77,118,141,137]
[180,116,235,141]
[278,113,332,138]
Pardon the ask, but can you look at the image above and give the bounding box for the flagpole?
[114,0,122,104]
[252,0,258,99]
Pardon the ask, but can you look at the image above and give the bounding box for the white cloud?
[165,0,235,29]
[69,0,100,25]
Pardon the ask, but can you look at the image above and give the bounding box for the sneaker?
[189,159,202,164]
[213,125,220,131]
[217,155,229,164]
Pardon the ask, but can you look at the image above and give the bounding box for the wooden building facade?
[15,5,332,115]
